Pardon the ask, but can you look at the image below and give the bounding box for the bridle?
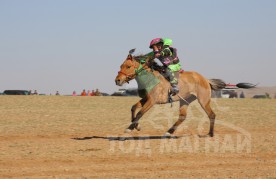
[118,58,145,83]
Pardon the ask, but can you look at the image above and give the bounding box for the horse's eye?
[127,66,131,69]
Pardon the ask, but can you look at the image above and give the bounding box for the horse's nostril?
[115,79,120,85]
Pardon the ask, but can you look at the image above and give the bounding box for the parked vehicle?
[101,92,110,96]
[3,90,30,95]
[111,88,138,96]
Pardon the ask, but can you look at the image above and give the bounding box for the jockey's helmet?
[149,38,163,48]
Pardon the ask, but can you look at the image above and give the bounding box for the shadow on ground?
[72,135,192,141]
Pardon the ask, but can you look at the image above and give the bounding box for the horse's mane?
[133,54,165,76]
[133,54,149,62]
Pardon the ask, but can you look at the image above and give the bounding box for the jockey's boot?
[171,83,179,95]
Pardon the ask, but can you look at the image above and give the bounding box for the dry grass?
[0,96,275,178]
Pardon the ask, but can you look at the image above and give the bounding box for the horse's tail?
[208,79,226,91]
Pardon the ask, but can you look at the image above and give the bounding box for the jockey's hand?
[154,52,161,58]
[153,50,161,58]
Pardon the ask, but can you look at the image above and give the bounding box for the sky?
[0,0,275,95]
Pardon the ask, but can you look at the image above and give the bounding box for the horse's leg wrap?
[208,112,216,137]
[167,115,186,134]
[131,106,136,122]
[127,122,139,130]
[127,112,143,130]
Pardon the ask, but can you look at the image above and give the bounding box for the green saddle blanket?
[135,70,160,98]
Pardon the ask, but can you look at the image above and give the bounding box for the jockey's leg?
[164,68,179,95]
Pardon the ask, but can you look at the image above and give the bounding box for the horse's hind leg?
[166,100,188,135]
[198,98,216,137]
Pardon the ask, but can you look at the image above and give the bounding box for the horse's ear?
[127,54,133,60]
[129,48,136,55]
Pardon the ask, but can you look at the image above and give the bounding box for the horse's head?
[115,53,139,86]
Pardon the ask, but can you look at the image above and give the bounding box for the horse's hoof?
[135,124,141,131]
[124,128,132,133]
[164,132,171,137]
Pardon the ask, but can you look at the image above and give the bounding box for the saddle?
[150,62,183,82]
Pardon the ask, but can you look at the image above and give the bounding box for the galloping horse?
[115,52,227,137]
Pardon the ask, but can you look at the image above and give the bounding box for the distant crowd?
[73,89,102,96]
[28,89,102,96]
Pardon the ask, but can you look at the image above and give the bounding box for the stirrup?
[170,86,179,96]
[168,90,173,107]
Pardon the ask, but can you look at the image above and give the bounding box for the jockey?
[147,38,181,95]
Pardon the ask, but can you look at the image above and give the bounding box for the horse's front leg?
[129,98,146,131]
[125,97,154,133]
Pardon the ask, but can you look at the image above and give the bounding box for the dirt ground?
[0,96,275,178]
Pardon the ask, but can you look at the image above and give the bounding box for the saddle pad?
[135,70,160,98]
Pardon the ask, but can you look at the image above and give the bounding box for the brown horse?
[115,53,227,137]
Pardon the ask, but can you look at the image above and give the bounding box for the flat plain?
[0,96,275,178]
